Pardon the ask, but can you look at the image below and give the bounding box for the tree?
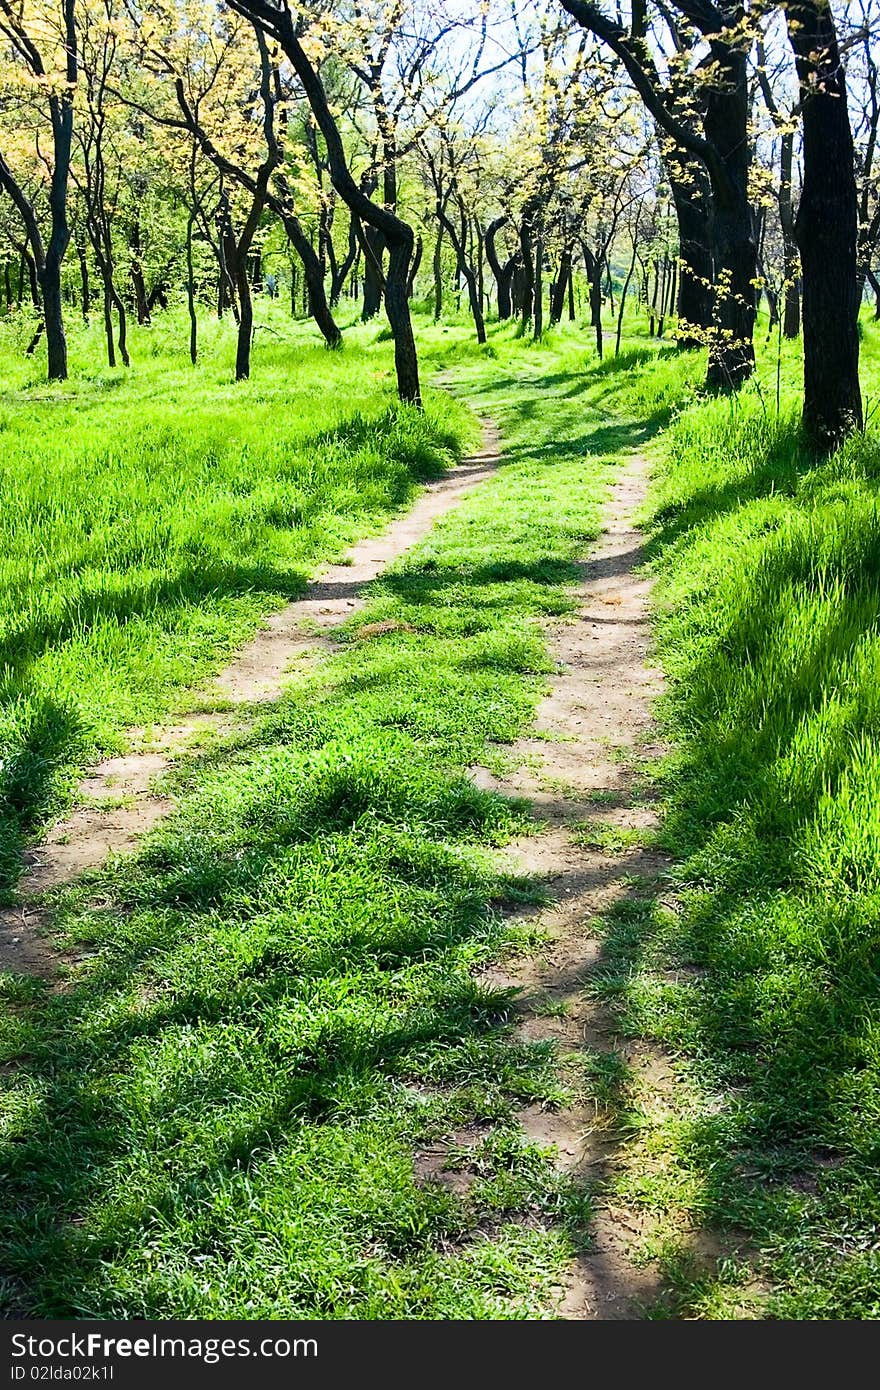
[0,0,78,379]
[225,0,422,403]
[561,0,758,390]
[783,0,863,447]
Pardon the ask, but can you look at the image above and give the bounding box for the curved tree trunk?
[282,211,341,347]
[406,235,422,298]
[485,215,514,319]
[437,202,486,344]
[270,15,420,401]
[550,246,572,324]
[518,203,538,325]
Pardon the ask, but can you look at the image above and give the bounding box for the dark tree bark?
[0,0,76,379]
[550,245,572,324]
[362,225,384,320]
[330,210,358,306]
[76,234,90,322]
[779,130,801,339]
[701,38,755,391]
[279,209,341,347]
[432,222,444,321]
[186,210,198,364]
[129,216,150,325]
[406,234,422,298]
[785,0,863,447]
[437,199,486,343]
[562,0,756,390]
[227,0,420,402]
[170,36,341,363]
[485,215,515,319]
[518,200,538,325]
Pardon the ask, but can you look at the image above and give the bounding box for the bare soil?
[0,426,500,978]
[465,454,696,1318]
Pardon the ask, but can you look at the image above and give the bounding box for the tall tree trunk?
[407,235,422,298]
[703,48,756,392]
[533,227,544,341]
[282,211,341,347]
[779,130,801,339]
[235,252,253,380]
[362,226,384,320]
[518,203,537,325]
[186,210,198,365]
[260,21,420,401]
[129,217,150,325]
[786,0,863,447]
[76,237,90,322]
[330,211,358,306]
[437,202,486,344]
[582,243,604,357]
[102,278,115,367]
[616,225,641,355]
[432,223,444,322]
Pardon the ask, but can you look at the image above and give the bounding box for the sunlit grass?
[0,307,468,894]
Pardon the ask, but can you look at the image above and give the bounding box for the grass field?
[0,309,468,897]
[4,303,880,1318]
[0,315,640,1317]
[578,321,880,1318]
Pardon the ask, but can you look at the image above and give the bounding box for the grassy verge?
[578,320,880,1318]
[0,310,467,894]
[0,323,641,1318]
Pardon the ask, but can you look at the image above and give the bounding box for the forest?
[1,0,880,1327]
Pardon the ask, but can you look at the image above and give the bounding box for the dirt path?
[0,424,501,978]
[453,452,678,1318]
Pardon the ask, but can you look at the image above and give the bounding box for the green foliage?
[7,306,880,1317]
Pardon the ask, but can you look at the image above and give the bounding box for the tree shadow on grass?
[598,418,880,1315]
[0,740,550,1317]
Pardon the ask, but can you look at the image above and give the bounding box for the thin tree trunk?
[616,224,641,355]
[533,228,544,341]
[76,237,90,322]
[432,224,444,322]
[437,202,486,344]
[779,130,801,339]
[186,211,198,365]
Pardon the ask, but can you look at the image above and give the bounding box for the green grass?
[0,306,469,896]
[7,297,880,1318]
[0,315,636,1319]
[580,316,880,1319]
